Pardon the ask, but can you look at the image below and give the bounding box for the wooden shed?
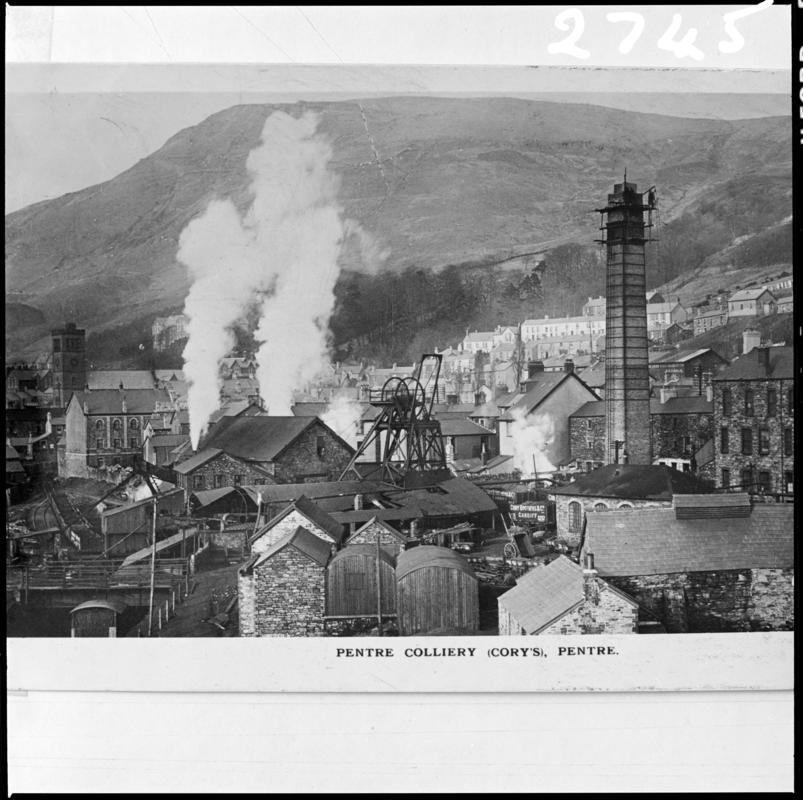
[70,598,128,637]
[326,544,396,621]
[395,545,479,636]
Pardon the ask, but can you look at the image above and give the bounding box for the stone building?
[711,345,794,496]
[238,526,330,637]
[497,554,639,635]
[568,396,714,475]
[60,387,172,479]
[51,323,87,407]
[549,464,713,548]
[174,416,356,493]
[249,495,345,554]
[649,347,728,386]
[344,517,408,556]
[727,288,777,318]
[583,494,794,632]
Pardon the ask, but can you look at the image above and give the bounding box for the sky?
[5,6,792,213]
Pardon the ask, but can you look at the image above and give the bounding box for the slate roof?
[291,402,329,417]
[191,485,261,509]
[729,288,775,302]
[398,478,499,517]
[714,345,793,381]
[249,526,332,571]
[650,347,726,365]
[571,397,712,417]
[583,504,793,576]
[149,434,190,449]
[498,373,582,422]
[253,494,345,545]
[498,555,637,634]
[72,388,171,415]
[550,464,712,500]
[439,418,496,437]
[172,448,223,475]
[577,362,606,388]
[200,415,353,462]
[86,370,157,390]
[396,545,477,581]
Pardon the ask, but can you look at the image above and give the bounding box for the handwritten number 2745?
[547,1,774,61]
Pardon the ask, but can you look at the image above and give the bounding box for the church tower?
[51,322,86,406]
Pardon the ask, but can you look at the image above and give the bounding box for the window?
[193,475,205,490]
[593,502,609,512]
[784,471,794,494]
[721,468,731,489]
[617,502,633,510]
[740,468,753,490]
[787,388,794,415]
[741,427,753,455]
[53,339,61,353]
[784,428,793,457]
[129,418,139,430]
[214,474,225,488]
[720,427,729,454]
[743,389,754,417]
[721,388,732,417]
[759,428,770,455]
[316,435,326,458]
[128,437,138,449]
[757,471,772,494]
[568,501,582,533]
[767,389,777,417]
[113,438,121,450]
[233,474,243,485]
[112,419,122,432]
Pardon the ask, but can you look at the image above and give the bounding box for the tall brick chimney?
[597,179,653,464]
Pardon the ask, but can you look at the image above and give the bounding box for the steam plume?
[320,394,363,448]
[510,406,556,475]
[178,110,376,448]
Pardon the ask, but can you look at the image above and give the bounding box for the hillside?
[5,96,791,361]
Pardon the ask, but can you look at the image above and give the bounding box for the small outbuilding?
[395,545,479,636]
[343,516,408,555]
[238,526,331,637]
[250,494,345,554]
[497,554,639,636]
[70,598,129,637]
[326,544,396,621]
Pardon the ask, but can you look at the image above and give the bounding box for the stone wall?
[609,568,794,633]
[181,451,273,494]
[569,415,606,465]
[553,495,670,548]
[347,521,405,556]
[273,421,354,483]
[251,548,326,636]
[651,411,713,461]
[542,583,638,634]
[237,571,256,636]
[251,509,338,554]
[712,377,794,493]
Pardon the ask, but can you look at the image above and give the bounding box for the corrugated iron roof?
[584,504,793,576]
[329,544,395,567]
[396,545,477,581]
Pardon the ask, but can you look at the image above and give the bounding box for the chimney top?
[564,358,575,374]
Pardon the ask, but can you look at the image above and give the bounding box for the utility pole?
[375,535,383,636]
[147,495,157,636]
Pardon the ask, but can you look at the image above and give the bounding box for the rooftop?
[729,287,775,302]
[550,464,712,501]
[715,345,793,381]
[498,555,637,634]
[86,370,157,390]
[72,388,171,415]
[247,525,332,571]
[396,545,477,581]
[253,494,345,545]
[583,504,793,576]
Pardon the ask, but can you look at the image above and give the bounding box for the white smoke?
[178,110,379,448]
[510,406,557,475]
[320,394,363,448]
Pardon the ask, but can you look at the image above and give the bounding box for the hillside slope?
[5,96,791,359]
